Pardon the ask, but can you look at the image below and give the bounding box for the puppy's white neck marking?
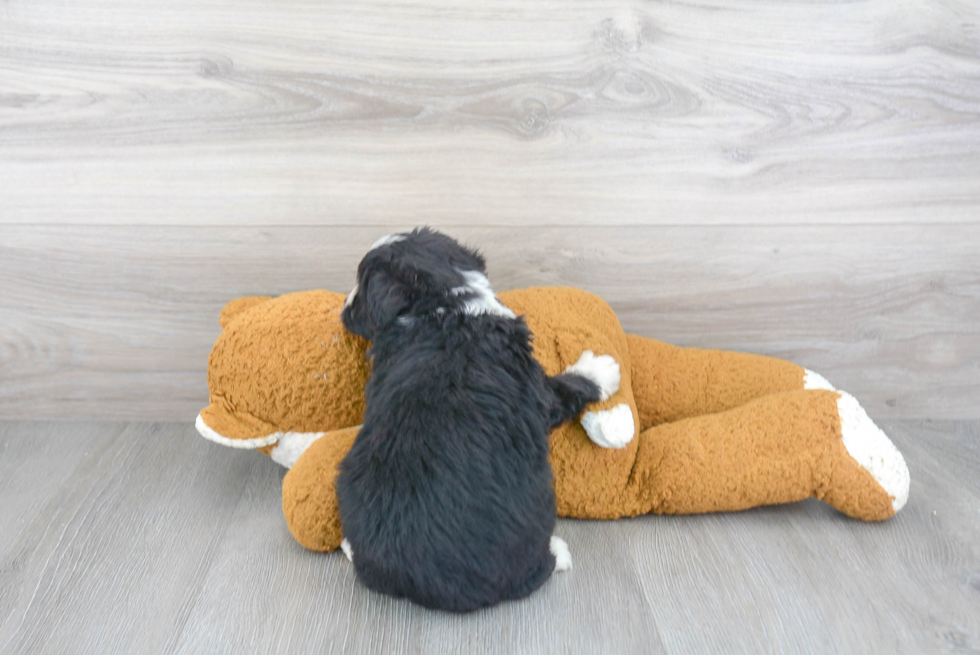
[451,269,516,319]
[370,234,406,251]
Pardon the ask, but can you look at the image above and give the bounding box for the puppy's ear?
[365,269,412,329]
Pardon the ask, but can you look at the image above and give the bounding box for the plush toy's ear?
[219,296,273,328]
[198,289,370,460]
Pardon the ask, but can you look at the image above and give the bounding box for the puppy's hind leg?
[550,536,573,572]
[502,538,570,602]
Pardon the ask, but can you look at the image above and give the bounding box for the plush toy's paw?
[580,403,635,449]
[565,350,620,402]
[837,392,910,512]
[341,538,354,562]
[804,368,836,391]
[550,536,572,572]
[270,432,329,468]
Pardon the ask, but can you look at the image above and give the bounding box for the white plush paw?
[340,538,354,563]
[837,392,910,512]
[565,350,620,402]
[550,536,572,572]
[269,431,327,469]
[580,403,635,449]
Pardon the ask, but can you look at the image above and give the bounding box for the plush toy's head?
[197,287,640,495]
[197,290,370,453]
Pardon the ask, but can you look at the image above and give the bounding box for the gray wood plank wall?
[1,0,979,421]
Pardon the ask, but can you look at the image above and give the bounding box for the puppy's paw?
[581,403,635,449]
[550,536,573,572]
[565,350,620,402]
[340,538,354,563]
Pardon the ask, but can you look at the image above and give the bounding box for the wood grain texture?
[623,420,980,653]
[0,420,976,654]
[1,0,979,226]
[2,224,977,421]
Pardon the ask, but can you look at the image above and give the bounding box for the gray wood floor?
[0,420,977,654]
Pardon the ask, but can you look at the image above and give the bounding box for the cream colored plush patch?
[270,432,330,468]
[836,392,911,511]
[804,369,836,391]
[195,413,334,469]
[581,404,634,449]
[565,350,621,401]
[195,414,280,449]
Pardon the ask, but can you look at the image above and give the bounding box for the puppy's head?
[342,228,511,340]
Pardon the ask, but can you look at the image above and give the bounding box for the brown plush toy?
[196,287,910,553]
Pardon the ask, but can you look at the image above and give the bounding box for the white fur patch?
[344,283,358,309]
[341,538,354,562]
[370,234,406,251]
[804,369,836,391]
[565,351,620,401]
[581,403,634,449]
[836,392,910,512]
[451,269,516,319]
[550,536,572,572]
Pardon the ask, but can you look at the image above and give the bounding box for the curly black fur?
[337,228,599,612]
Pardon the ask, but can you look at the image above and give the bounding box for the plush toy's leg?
[617,389,909,521]
[500,287,640,449]
[552,350,631,449]
[281,426,360,552]
[626,334,827,431]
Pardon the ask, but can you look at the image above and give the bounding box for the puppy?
[336,228,620,612]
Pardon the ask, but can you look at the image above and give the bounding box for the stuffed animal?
[196,287,910,552]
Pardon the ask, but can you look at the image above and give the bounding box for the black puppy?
[336,228,620,613]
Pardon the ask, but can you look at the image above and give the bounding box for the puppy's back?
[337,316,558,612]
